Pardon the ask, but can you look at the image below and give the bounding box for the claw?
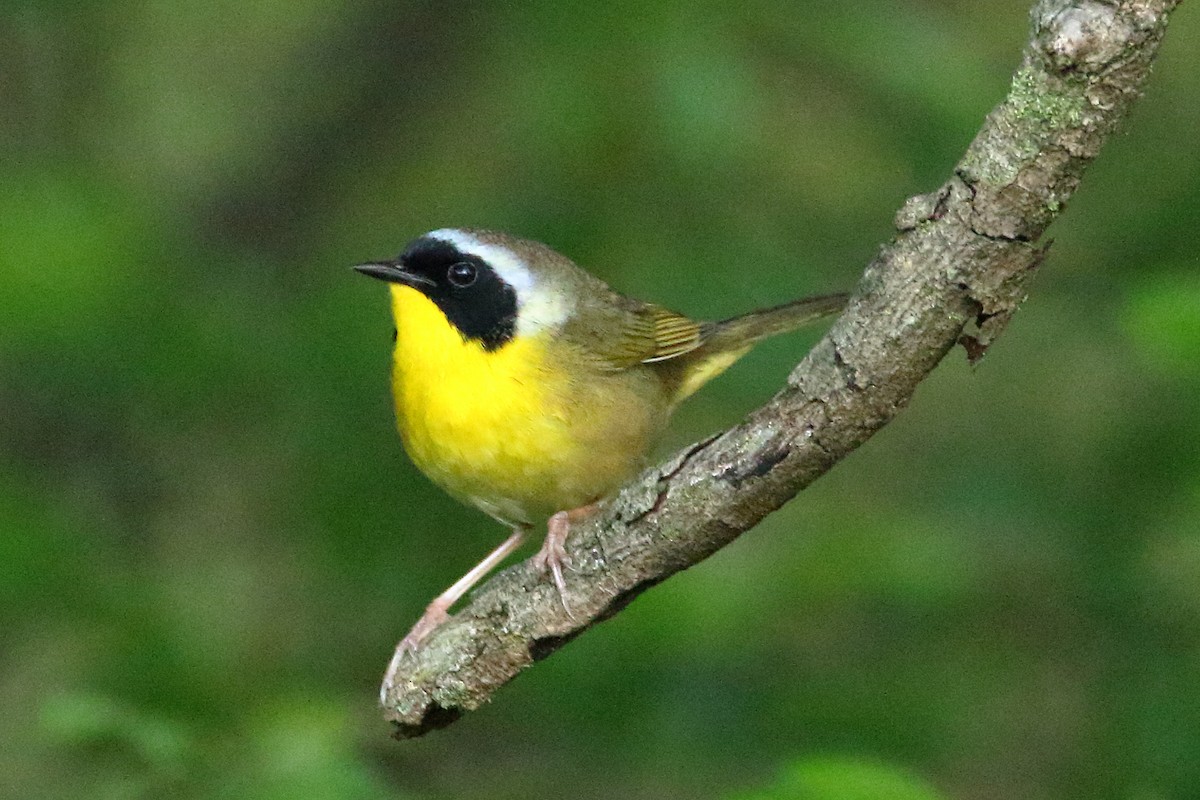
[532,511,575,618]
[379,529,527,707]
[531,504,601,619]
[380,601,450,705]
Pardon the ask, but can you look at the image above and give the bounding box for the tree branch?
[381,0,1182,738]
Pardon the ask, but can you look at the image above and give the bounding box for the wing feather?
[641,307,704,363]
[565,301,707,372]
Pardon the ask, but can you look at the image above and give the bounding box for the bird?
[356,228,846,702]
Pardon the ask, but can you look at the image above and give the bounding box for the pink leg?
[531,503,598,616]
[380,528,526,705]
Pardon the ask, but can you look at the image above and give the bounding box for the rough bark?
[382,0,1183,738]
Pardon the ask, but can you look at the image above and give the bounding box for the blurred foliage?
[2,1,1198,799]
[731,756,946,800]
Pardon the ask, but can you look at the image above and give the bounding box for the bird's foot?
[531,504,600,619]
[379,599,450,706]
[532,510,573,616]
[379,529,528,706]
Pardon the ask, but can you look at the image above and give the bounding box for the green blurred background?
[3,1,1198,798]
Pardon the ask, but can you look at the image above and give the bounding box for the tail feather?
[705,292,848,351]
[668,292,848,402]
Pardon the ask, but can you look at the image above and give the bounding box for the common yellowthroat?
[357,228,845,700]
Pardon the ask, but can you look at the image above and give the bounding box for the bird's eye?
[447,261,478,288]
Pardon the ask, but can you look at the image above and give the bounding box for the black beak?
[353,260,435,288]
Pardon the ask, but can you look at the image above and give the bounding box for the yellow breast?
[388,285,663,526]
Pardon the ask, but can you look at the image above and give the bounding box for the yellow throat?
[388,284,662,526]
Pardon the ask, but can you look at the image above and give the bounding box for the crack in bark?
[625,433,722,526]
[719,442,793,488]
